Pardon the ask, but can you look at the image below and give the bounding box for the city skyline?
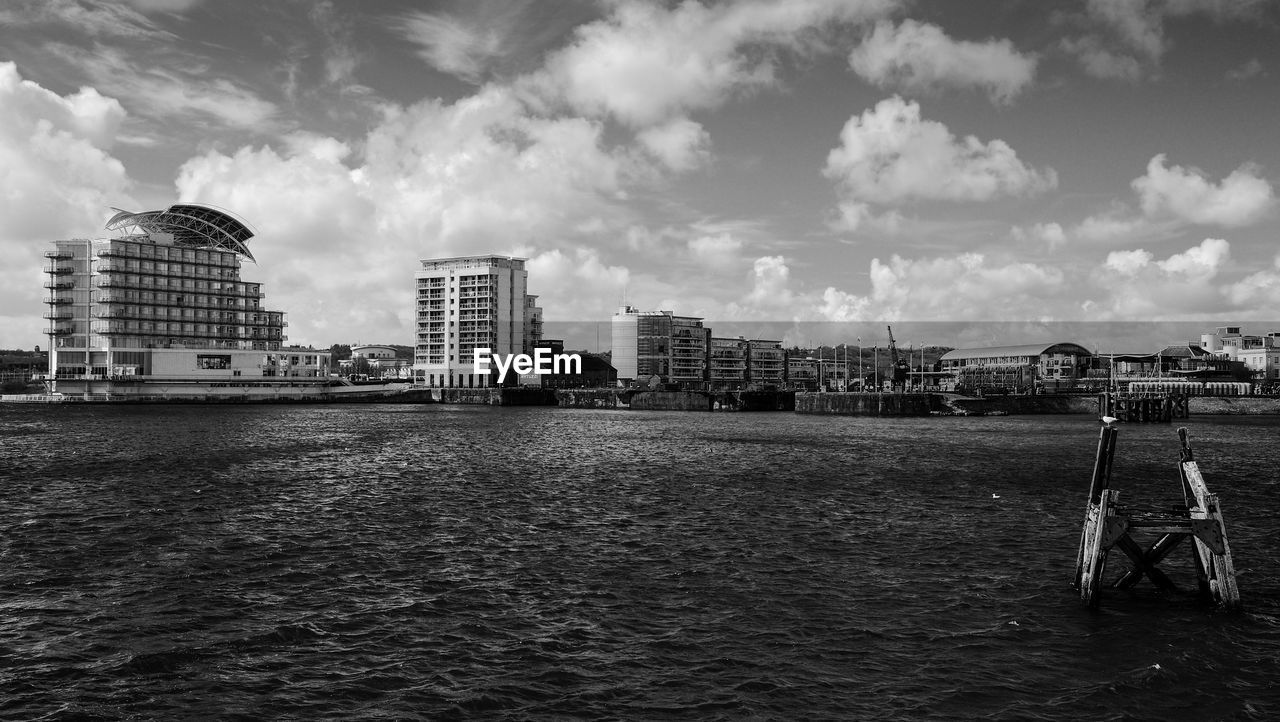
[3,0,1280,352]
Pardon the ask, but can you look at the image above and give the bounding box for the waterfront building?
[787,356,819,391]
[1234,346,1280,383]
[42,204,332,398]
[411,256,542,388]
[708,337,786,389]
[518,339,617,388]
[610,305,708,387]
[1199,326,1272,360]
[709,337,747,388]
[748,340,786,387]
[346,344,411,379]
[939,343,1093,393]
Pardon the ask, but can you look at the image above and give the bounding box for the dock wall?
[795,392,941,416]
[945,394,1098,416]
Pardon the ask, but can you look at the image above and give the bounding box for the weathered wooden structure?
[1097,392,1189,423]
[1074,426,1240,610]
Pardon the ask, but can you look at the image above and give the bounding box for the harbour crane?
[887,325,910,390]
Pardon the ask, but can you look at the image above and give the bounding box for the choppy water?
[1,404,1278,719]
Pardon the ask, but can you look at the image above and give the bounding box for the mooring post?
[1076,425,1119,590]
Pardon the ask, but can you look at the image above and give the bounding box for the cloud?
[687,233,744,268]
[1103,248,1155,276]
[169,84,646,345]
[723,256,800,319]
[1091,238,1232,319]
[1226,255,1280,309]
[526,248,632,321]
[398,9,511,83]
[1225,58,1265,82]
[1064,0,1272,81]
[1132,154,1275,227]
[636,117,711,172]
[817,253,1065,321]
[528,0,897,127]
[0,0,176,40]
[1011,221,1066,249]
[1054,154,1275,247]
[0,63,135,348]
[823,96,1056,229]
[0,63,133,239]
[849,20,1037,104]
[45,44,279,131]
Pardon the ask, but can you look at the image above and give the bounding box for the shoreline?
[7,387,1280,415]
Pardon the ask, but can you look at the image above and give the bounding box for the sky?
[2,0,1279,353]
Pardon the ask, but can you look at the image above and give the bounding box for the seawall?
[432,388,559,406]
[795,392,941,416]
[1188,397,1280,415]
[942,394,1098,416]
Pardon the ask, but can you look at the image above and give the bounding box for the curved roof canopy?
[106,204,255,260]
[939,342,1093,361]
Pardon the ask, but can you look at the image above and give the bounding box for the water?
[1,405,1278,719]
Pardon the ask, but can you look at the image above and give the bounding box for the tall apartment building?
[611,305,708,387]
[43,204,330,398]
[412,255,542,387]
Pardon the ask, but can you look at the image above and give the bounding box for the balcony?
[46,327,73,336]
[44,265,75,275]
[44,250,74,260]
[42,310,73,320]
[42,280,74,290]
[44,296,73,305]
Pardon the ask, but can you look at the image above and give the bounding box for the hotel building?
[43,204,332,398]
[411,255,542,388]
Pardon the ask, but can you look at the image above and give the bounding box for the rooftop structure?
[105,204,256,260]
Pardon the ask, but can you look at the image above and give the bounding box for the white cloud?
[0,63,135,348]
[1060,36,1144,81]
[1104,248,1154,276]
[44,45,278,131]
[736,256,799,317]
[1091,238,1232,319]
[528,0,897,127]
[527,248,632,321]
[170,84,645,345]
[0,63,132,240]
[819,253,1065,321]
[636,117,711,172]
[849,20,1037,104]
[1226,255,1280,308]
[1065,0,1272,81]
[1011,221,1066,249]
[397,10,509,83]
[823,96,1056,228]
[1157,237,1229,276]
[1073,212,1154,243]
[687,233,744,268]
[1132,154,1275,227]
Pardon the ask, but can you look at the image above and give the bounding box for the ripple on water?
[1,405,1278,719]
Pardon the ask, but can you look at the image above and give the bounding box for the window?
[197,354,232,370]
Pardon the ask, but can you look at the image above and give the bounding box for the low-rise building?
[939,342,1093,393]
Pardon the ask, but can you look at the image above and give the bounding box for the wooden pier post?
[1073,426,1241,610]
